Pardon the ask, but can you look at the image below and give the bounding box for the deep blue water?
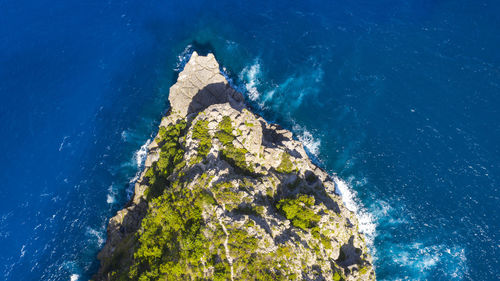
[1,1,499,280]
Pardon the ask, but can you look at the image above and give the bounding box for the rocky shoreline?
[94,52,375,281]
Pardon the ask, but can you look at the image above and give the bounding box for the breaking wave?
[238,57,323,111]
[86,227,105,247]
[333,176,377,248]
[239,59,262,102]
[129,139,151,184]
[175,45,194,72]
[106,184,117,204]
[292,124,321,157]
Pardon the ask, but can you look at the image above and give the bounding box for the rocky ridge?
[94,52,375,281]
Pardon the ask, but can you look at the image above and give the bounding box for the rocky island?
[94,52,375,281]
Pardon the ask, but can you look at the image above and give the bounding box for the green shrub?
[276,194,321,231]
[215,131,234,145]
[359,266,369,275]
[127,180,214,281]
[212,182,242,211]
[144,121,187,200]
[192,119,212,158]
[213,116,255,174]
[215,116,235,146]
[333,271,344,281]
[218,116,233,134]
[221,143,254,174]
[276,152,295,174]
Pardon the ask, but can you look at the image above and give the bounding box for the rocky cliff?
[94,52,375,281]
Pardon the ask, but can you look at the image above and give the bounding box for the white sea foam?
[134,139,151,168]
[121,130,128,141]
[20,244,26,258]
[334,176,469,280]
[239,57,323,111]
[129,139,151,184]
[239,59,262,101]
[293,125,321,157]
[70,274,79,281]
[390,242,468,279]
[333,176,377,248]
[86,227,105,246]
[175,45,194,72]
[59,136,69,151]
[106,184,116,204]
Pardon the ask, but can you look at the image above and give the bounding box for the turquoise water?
[0,1,499,280]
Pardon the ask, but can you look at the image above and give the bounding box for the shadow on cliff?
[186,82,245,116]
[274,171,341,215]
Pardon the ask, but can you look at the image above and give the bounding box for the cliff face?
[95,52,375,281]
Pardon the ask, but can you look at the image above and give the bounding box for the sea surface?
[1,1,499,280]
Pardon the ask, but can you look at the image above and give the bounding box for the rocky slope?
[94,52,375,281]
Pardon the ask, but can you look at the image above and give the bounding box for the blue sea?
[1,1,499,280]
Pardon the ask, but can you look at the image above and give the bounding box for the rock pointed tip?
[169,52,243,117]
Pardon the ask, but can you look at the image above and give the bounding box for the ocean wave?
[62,261,79,281]
[239,59,262,102]
[59,136,70,151]
[333,176,377,249]
[238,57,323,111]
[86,227,105,247]
[129,139,151,184]
[134,139,151,169]
[388,242,468,279]
[175,45,194,72]
[334,176,469,279]
[354,188,470,279]
[19,245,26,258]
[106,184,117,204]
[292,124,321,157]
[125,138,152,199]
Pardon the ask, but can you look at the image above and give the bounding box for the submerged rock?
[94,52,375,281]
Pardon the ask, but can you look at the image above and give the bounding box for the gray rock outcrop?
[94,52,375,281]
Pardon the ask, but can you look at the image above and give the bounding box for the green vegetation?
[214,130,234,146]
[276,194,321,231]
[127,179,213,281]
[219,116,233,133]
[221,144,254,174]
[98,113,368,280]
[226,226,288,280]
[145,120,187,199]
[333,271,344,281]
[104,174,298,280]
[311,229,333,250]
[191,119,212,159]
[212,181,243,211]
[215,116,235,146]
[359,266,369,275]
[215,116,255,174]
[276,152,295,174]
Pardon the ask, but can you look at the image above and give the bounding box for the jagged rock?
[94,52,375,281]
